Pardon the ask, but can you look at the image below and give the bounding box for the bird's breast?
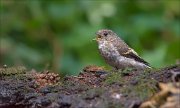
[98,41,120,61]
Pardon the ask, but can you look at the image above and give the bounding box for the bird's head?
[94,29,116,42]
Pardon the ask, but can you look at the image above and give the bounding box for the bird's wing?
[121,48,150,66]
[113,37,150,66]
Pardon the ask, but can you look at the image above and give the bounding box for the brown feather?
[111,35,150,67]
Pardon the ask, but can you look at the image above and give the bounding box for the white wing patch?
[123,48,139,56]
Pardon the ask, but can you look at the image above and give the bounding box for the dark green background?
[0,0,180,75]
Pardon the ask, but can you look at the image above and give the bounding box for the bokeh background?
[0,0,180,75]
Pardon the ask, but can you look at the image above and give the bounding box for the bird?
[94,29,151,70]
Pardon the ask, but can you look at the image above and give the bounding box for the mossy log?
[0,64,179,108]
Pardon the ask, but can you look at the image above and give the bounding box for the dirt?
[0,64,179,108]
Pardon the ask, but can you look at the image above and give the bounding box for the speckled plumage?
[95,29,151,70]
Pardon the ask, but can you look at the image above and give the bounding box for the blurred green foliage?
[0,0,180,75]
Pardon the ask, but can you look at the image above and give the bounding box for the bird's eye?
[103,32,108,36]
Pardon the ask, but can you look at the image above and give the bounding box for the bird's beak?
[93,33,102,41]
[93,36,101,41]
[92,38,96,41]
[93,32,102,41]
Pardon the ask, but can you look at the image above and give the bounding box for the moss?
[121,72,158,101]
[0,66,26,76]
[103,72,124,85]
[134,79,158,100]
[120,68,134,74]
